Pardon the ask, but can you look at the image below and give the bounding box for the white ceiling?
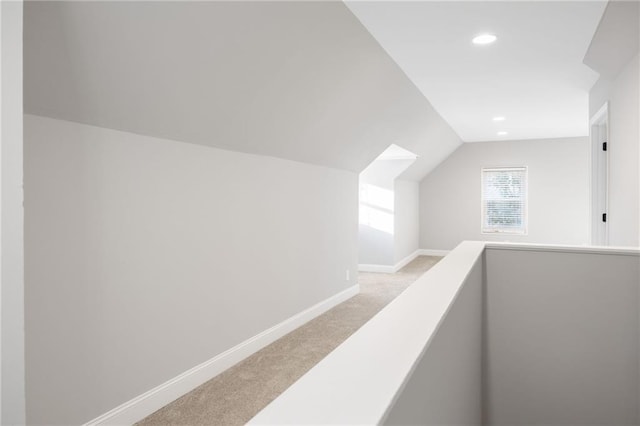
[377,144,418,161]
[346,1,608,142]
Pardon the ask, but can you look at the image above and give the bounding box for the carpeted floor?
[137,255,442,426]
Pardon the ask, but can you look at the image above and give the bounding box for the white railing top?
[248,241,486,425]
[486,241,640,256]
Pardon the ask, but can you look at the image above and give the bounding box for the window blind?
[482,167,527,234]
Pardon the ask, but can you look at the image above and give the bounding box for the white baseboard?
[392,250,421,272]
[84,284,360,426]
[359,249,428,274]
[358,263,395,273]
[418,249,451,257]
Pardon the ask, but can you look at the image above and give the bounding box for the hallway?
[138,256,441,425]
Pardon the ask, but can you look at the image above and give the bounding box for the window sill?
[481,230,528,235]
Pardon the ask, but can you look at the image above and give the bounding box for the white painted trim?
[392,250,420,272]
[485,241,639,256]
[83,284,360,426]
[359,250,448,274]
[589,102,610,246]
[358,264,395,273]
[418,249,451,257]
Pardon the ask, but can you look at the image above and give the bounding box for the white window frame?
[481,166,528,235]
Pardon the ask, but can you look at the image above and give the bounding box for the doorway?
[590,102,609,246]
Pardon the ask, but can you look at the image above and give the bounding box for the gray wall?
[358,224,394,266]
[1,1,26,423]
[393,180,419,263]
[383,257,482,425]
[589,54,639,247]
[24,115,358,425]
[419,138,590,250]
[484,247,640,425]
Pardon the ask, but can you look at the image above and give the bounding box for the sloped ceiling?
[24,1,461,181]
[584,0,640,79]
[346,1,607,142]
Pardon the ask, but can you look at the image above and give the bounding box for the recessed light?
[472,34,497,45]
[497,131,508,136]
[493,116,505,121]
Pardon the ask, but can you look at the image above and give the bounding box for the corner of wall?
[1,1,26,423]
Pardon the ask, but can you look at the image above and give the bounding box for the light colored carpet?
[137,255,442,426]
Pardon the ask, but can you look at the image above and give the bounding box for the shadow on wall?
[358,223,395,266]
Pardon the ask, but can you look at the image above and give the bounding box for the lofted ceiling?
[345,1,608,142]
[24,1,461,180]
[584,0,640,79]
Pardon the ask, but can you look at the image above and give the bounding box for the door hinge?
[602,142,608,151]
[602,213,607,223]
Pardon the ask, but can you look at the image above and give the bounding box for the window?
[482,167,527,234]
